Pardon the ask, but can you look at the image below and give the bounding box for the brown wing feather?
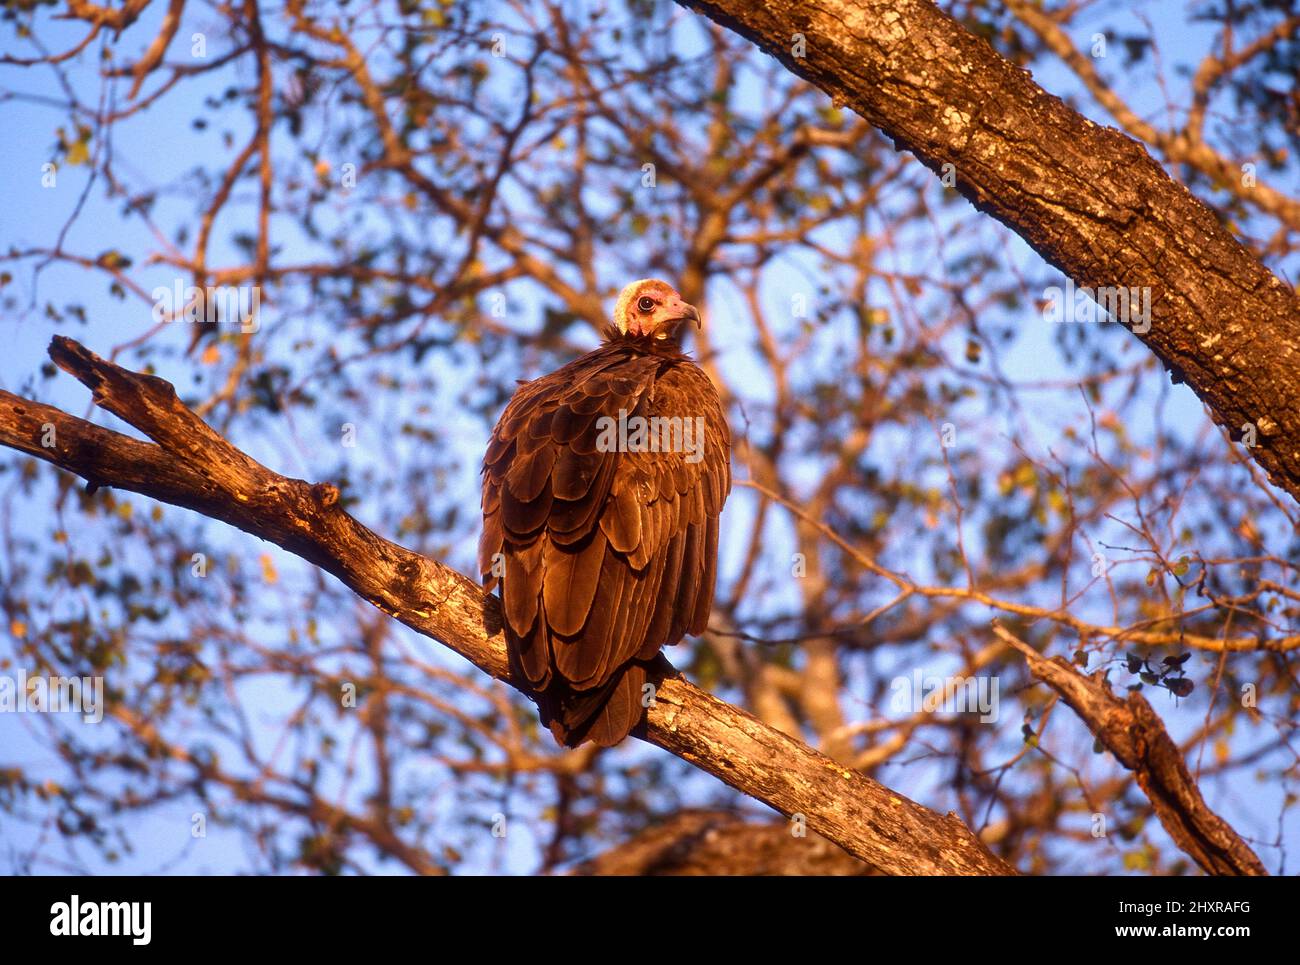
[543,531,606,640]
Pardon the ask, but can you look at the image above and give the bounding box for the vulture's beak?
[666,296,701,329]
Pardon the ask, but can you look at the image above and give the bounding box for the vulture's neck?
[600,328,690,358]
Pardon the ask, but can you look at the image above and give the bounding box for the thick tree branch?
[1003,0,1300,230]
[0,336,1014,876]
[675,0,1300,505]
[993,625,1267,876]
[571,810,874,875]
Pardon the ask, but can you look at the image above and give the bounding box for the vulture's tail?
[538,660,652,748]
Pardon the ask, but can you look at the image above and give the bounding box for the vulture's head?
[612,279,700,340]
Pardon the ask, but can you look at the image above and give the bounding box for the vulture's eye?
[637,296,656,313]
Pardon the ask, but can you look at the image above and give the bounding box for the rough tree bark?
[675,0,1300,504]
[0,336,1014,876]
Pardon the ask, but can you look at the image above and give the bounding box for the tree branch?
[571,810,874,875]
[674,0,1300,505]
[993,624,1267,876]
[0,336,1014,876]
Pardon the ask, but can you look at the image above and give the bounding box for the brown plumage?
[480,279,731,747]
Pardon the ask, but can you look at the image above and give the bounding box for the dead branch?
[993,624,1267,875]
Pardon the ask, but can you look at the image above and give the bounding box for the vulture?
[479,279,732,747]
